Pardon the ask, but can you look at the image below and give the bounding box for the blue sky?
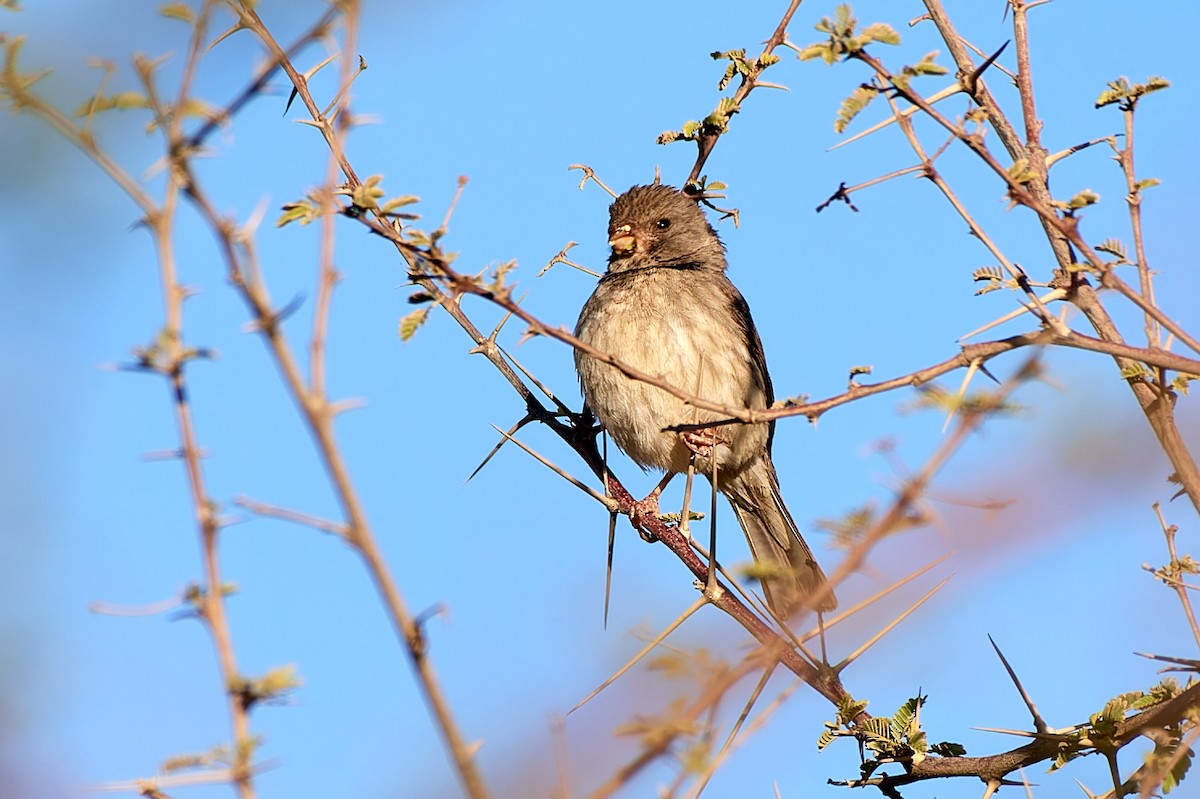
[2,2,1199,797]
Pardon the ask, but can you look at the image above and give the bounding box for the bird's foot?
[678,427,726,459]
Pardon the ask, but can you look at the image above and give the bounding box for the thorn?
[604,511,616,630]
[466,413,535,483]
[989,634,1050,734]
[963,40,1009,94]
[828,83,960,151]
[488,424,617,511]
[959,288,1066,341]
[835,576,951,673]
[568,597,706,714]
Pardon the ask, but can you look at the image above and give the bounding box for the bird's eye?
[656,218,671,230]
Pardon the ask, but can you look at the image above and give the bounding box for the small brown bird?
[574,184,836,616]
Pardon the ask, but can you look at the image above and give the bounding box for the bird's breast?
[574,269,768,476]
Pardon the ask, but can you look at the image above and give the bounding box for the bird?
[574,183,836,616]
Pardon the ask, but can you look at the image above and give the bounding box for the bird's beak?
[609,224,636,254]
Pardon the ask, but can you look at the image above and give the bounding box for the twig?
[684,0,805,185]
[234,495,348,537]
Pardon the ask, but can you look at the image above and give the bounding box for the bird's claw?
[679,427,726,459]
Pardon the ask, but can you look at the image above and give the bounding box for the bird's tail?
[722,458,836,617]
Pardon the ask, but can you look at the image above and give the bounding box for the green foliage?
[1006,157,1037,186]
[659,48,779,145]
[159,2,194,23]
[380,194,421,219]
[161,751,215,772]
[230,664,303,709]
[712,48,749,91]
[909,384,1021,418]
[797,5,900,65]
[1120,362,1151,381]
[0,35,51,110]
[904,51,947,78]
[701,96,740,135]
[279,183,421,228]
[74,90,148,117]
[1096,238,1128,261]
[277,194,322,227]
[847,364,873,386]
[1096,75,1170,110]
[1053,678,1188,773]
[711,47,783,91]
[398,307,430,343]
[834,83,877,134]
[815,503,876,549]
[820,694,964,780]
[972,265,1013,296]
[351,174,386,211]
[892,51,948,92]
[819,693,869,750]
[1052,188,1100,212]
[1171,374,1197,395]
[485,259,517,298]
[1153,551,1200,584]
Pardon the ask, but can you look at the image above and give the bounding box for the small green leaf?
[972,265,1009,295]
[1006,158,1036,185]
[862,716,893,741]
[860,22,900,46]
[380,195,420,215]
[162,752,213,772]
[74,91,149,117]
[1096,238,1127,259]
[489,259,517,294]
[179,96,221,122]
[904,51,948,77]
[816,504,876,548]
[1120,363,1151,381]
[835,694,868,726]
[351,175,386,211]
[256,664,303,699]
[1171,374,1196,395]
[399,307,430,342]
[1096,75,1170,109]
[796,41,836,64]
[931,741,966,757]
[1135,177,1161,192]
[1064,188,1100,210]
[276,200,317,227]
[160,2,194,22]
[834,84,877,133]
[891,695,921,740]
[1163,740,1192,794]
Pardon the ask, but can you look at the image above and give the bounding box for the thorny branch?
[845,3,1200,517]
[6,0,1198,796]
[210,4,494,799]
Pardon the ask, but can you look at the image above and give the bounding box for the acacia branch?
[224,2,1200,792]
[685,0,805,185]
[845,29,1200,517]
